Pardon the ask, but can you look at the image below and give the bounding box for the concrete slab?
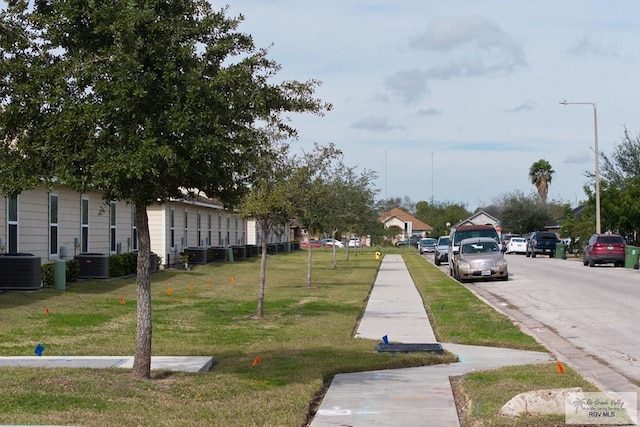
[0,356,213,373]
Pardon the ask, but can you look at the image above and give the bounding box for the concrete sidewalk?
[0,355,213,373]
[310,254,553,427]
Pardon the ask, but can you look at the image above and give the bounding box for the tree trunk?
[307,241,313,287]
[331,230,338,270]
[131,203,152,379]
[257,224,269,318]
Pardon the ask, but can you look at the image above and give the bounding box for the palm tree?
[529,159,555,203]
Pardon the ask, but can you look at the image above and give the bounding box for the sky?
[224,1,640,211]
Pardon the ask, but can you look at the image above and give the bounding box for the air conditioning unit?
[183,247,207,264]
[75,253,109,279]
[0,253,42,290]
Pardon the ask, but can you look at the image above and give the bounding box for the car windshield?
[462,242,499,254]
[421,239,436,245]
[454,229,499,245]
[438,237,450,245]
[597,236,624,244]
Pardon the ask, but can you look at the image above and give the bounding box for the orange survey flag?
[556,361,565,373]
[252,356,262,367]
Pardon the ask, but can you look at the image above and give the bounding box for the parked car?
[348,237,361,248]
[448,225,500,277]
[452,237,508,282]
[501,233,522,251]
[505,237,527,254]
[320,238,344,248]
[395,235,421,247]
[300,240,322,248]
[525,231,560,258]
[583,233,626,267]
[434,236,450,266]
[418,238,437,254]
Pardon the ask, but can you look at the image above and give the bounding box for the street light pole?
[560,101,601,234]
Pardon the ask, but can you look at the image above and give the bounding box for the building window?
[81,198,89,253]
[132,211,138,251]
[49,194,59,256]
[218,213,222,245]
[7,195,18,253]
[183,210,188,247]
[207,213,212,247]
[110,202,117,253]
[197,212,202,247]
[170,208,175,249]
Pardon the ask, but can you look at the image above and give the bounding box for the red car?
[300,240,322,248]
[583,233,626,267]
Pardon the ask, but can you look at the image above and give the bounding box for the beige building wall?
[1,185,134,264]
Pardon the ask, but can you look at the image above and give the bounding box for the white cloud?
[383,69,429,105]
[350,117,397,133]
[506,100,536,113]
[408,16,527,79]
[567,35,620,58]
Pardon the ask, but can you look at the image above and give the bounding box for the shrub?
[41,259,79,286]
[66,259,79,282]
[41,263,55,287]
[108,253,137,277]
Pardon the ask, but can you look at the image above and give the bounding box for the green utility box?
[54,259,66,290]
[624,246,639,269]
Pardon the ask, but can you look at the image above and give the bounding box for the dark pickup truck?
[525,231,560,258]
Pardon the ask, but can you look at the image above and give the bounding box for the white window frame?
[110,201,117,253]
[6,195,18,253]
[81,197,89,253]
[183,209,188,247]
[49,194,59,257]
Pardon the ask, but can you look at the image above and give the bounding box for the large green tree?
[529,159,555,203]
[414,200,470,236]
[499,190,555,234]
[0,0,329,378]
[598,127,640,188]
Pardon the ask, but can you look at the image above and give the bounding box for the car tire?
[435,258,441,266]
[589,258,595,267]
[550,253,555,258]
[583,258,588,266]
[500,274,508,281]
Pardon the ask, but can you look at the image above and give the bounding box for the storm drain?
[376,343,444,354]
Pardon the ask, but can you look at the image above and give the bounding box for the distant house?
[454,210,501,228]
[1,184,134,264]
[379,207,433,243]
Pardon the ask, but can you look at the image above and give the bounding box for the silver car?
[434,236,450,266]
[418,238,437,254]
[453,237,508,282]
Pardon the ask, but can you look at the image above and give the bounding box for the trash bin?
[624,246,639,269]
[375,251,382,260]
[555,243,567,260]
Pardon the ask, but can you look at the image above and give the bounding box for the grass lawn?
[0,248,599,426]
